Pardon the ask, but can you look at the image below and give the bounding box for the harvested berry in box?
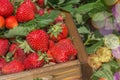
[0,0,78,75]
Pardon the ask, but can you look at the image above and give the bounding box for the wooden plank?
[64,12,88,63]
[0,60,80,80]
[64,12,93,80]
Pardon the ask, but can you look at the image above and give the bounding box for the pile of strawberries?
[0,0,77,75]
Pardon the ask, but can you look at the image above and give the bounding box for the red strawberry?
[2,60,24,74]
[26,30,49,52]
[47,50,55,62]
[48,40,55,49]
[0,38,9,56]
[38,9,45,16]
[50,38,77,63]
[54,15,64,24]
[23,52,44,69]
[22,0,37,13]
[16,2,35,22]
[0,16,5,28]
[9,43,26,61]
[0,0,14,17]
[0,58,6,71]
[5,16,18,29]
[48,23,68,42]
[46,40,55,62]
[38,0,44,7]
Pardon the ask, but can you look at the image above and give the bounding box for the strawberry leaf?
[4,27,32,38]
[19,10,60,28]
[36,10,60,28]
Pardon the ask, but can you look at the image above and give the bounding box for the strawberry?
[0,0,14,17]
[9,43,26,62]
[16,2,35,22]
[47,50,55,62]
[38,9,45,16]
[26,30,49,52]
[49,38,77,63]
[0,16,5,29]
[2,60,24,74]
[0,38,9,56]
[0,58,6,71]
[5,16,18,29]
[48,40,55,49]
[54,15,64,24]
[46,40,55,62]
[48,23,68,42]
[23,52,45,69]
[99,78,107,80]
[22,0,37,13]
[38,0,44,7]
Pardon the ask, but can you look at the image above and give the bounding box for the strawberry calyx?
[17,40,34,53]
[37,51,51,62]
[5,52,13,62]
[48,23,62,38]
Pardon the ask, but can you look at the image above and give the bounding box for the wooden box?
[0,12,93,80]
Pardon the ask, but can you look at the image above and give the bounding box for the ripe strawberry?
[50,38,77,63]
[99,78,107,80]
[48,40,55,49]
[16,2,35,22]
[0,58,6,71]
[38,9,45,16]
[2,60,24,74]
[47,50,55,62]
[26,30,49,52]
[0,16,5,28]
[23,52,44,69]
[38,0,44,7]
[48,23,68,42]
[22,0,37,13]
[9,43,26,61]
[54,15,64,24]
[5,16,18,29]
[0,38,9,56]
[0,0,14,17]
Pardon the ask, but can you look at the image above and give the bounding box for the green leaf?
[91,61,120,80]
[86,40,104,54]
[88,0,108,17]
[20,10,60,28]
[60,5,75,12]
[92,69,113,80]
[58,0,65,4]
[92,12,106,21]
[101,0,118,6]
[36,10,60,28]
[78,26,90,34]
[63,0,80,6]
[4,27,32,38]
[75,14,83,24]
[77,2,95,13]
